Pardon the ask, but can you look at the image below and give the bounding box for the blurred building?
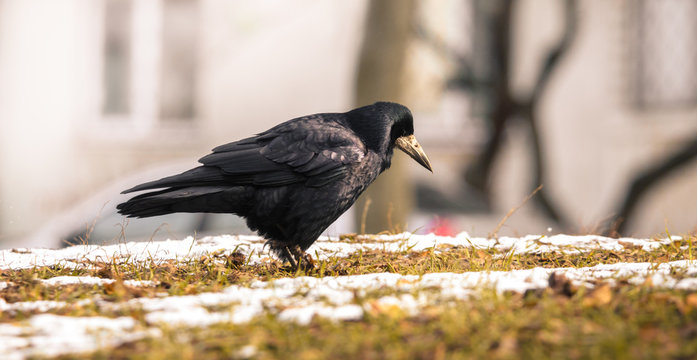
[408,0,697,237]
[1,0,696,248]
[0,0,369,247]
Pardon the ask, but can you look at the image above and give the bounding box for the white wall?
[1,0,695,244]
[0,0,368,242]
[0,0,99,238]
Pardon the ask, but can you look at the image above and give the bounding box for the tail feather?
[117,186,251,218]
[122,166,227,194]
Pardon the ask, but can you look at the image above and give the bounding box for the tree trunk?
[354,0,416,234]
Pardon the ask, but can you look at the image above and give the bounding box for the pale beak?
[395,135,433,172]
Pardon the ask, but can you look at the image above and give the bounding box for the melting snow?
[40,276,156,287]
[0,314,157,360]
[0,233,694,359]
[0,233,677,270]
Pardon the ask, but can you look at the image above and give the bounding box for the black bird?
[117,102,432,268]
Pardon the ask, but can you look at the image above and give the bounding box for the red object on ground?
[428,217,456,236]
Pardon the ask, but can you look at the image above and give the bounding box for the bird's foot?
[281,246,299,269]
[286,245,315,271]
[297,252,315,271]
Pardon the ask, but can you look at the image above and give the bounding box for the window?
[103,0,132,116]
[628,0,697,110]
[160,0,199,121]
[101,0,199,127]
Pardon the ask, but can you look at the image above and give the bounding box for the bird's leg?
[282,246,299,269]
[289,245,315,270]
[273,225,313,270]
[273,225,299,269]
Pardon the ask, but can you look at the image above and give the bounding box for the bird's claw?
[297,253,316,271]
[284,245,315,271]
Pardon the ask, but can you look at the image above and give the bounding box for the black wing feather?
[203,117,365,187]
[124,115,366,193]
[121,166,227,194]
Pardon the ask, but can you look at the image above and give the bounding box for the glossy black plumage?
[117,102,432,266]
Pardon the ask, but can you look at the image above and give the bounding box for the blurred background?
[1,0,697,248]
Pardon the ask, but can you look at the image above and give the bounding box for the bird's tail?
[117,186,251,218]
[121,166,227,194]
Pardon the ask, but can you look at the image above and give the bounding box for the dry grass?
[3,235,697,359]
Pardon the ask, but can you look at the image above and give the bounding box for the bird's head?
[347,102,433,172]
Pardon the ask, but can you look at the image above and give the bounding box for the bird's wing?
[199,117,366,187]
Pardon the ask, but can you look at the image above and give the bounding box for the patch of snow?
[235,344,258,359]
[4,259,697,329]
[278,304,364,324]
[0,233,678,270]
[40,276,157,287]
[0,314,157,359]
[0,235,268,270]
[0,233,692,359]
[0,298,97,320]
[95,260,697,330]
